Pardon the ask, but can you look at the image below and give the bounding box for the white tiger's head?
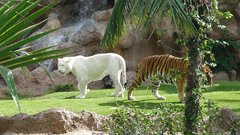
[58,57,72,75]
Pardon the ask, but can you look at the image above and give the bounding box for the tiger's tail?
[119,56,127,86]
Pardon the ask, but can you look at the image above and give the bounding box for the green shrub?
[54,83,75,92]
[104,99,240,134]
[3,91,29,99]
[104,103,185,135]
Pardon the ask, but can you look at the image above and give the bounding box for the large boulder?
[213,71,229,81]
[208,107,240,134]
[219,108,240,132]
[0,108,108,134]
[213,70,237,81]
[27,8,113,71]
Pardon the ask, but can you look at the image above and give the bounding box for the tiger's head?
[200,64,213,85]
[58,57,72,75]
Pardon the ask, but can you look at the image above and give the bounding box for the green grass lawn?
[0,81,240,116]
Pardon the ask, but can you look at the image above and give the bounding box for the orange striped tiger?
[127,54,213,102]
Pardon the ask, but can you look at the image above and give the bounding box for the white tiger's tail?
[119,56,127,86]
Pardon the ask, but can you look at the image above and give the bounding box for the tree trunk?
[185,37,201,134]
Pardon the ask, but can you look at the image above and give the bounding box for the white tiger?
[58,53,126,99]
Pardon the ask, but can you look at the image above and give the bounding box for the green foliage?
[104,98,240,134]
[0,0,67,68]
[0,0,68,112]
[202,97,240,134]
[104,103,185,135]
[212,40,239,72]
[101,0,127,48]
[0,65,20,112]
[168,69,184,80]
[174,1,235,72]
[101,0,197,48]
[54,83,75,92]
[202,97,222,133]
[102,0,234,133]
[202,30,240,73]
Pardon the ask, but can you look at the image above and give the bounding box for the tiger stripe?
[127,54,213,102]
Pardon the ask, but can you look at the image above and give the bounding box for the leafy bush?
[54,83,75,92]
[211,40,240,73]
[104,103,185,135]
[203,30,240,73]
[104,99,240,135]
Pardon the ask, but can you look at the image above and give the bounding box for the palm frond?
[0,19,48,48]
[102,0,198,48]
[0,0,66,112]
[13,51,56,85]
[0,65,21,112]
[0,48,67,69]
[101,0,127,48]
[169,0,197,35]
[0,1,14,15]
[0,28,58,60]
[0,0,41,40]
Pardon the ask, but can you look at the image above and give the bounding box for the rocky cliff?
[31,0,240,73]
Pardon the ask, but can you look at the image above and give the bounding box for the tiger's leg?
[128,75,142,100]
[128,86,135,100]
[110,73,124,97]
[128,78,142,100]
[75,82,88,99]
[176,79,184,102]
[151,77,166,100]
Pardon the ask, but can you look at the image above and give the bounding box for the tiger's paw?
[75,95,85,99]
[157,96,166,100]
[86,89,90,93]
[128,96,135,100]
[119,93,124,97]
[111,93,117,97]
[111,92,124,97]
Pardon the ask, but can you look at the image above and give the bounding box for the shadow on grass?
[98,99,182,110]
[140,81,240,94]
[215,99,240,103]
[63,93,117,99]
[135,85,177,94]
[205,81,240,93]
[231,108,240,114]
[64,96,76,99]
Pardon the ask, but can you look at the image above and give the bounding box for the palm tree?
[102,0,226,133]
[0,0,68,112]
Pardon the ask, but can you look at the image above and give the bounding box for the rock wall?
[32,0,240,74]
[26,0,182,72]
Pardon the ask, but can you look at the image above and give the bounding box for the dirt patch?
[0,108,108,134]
